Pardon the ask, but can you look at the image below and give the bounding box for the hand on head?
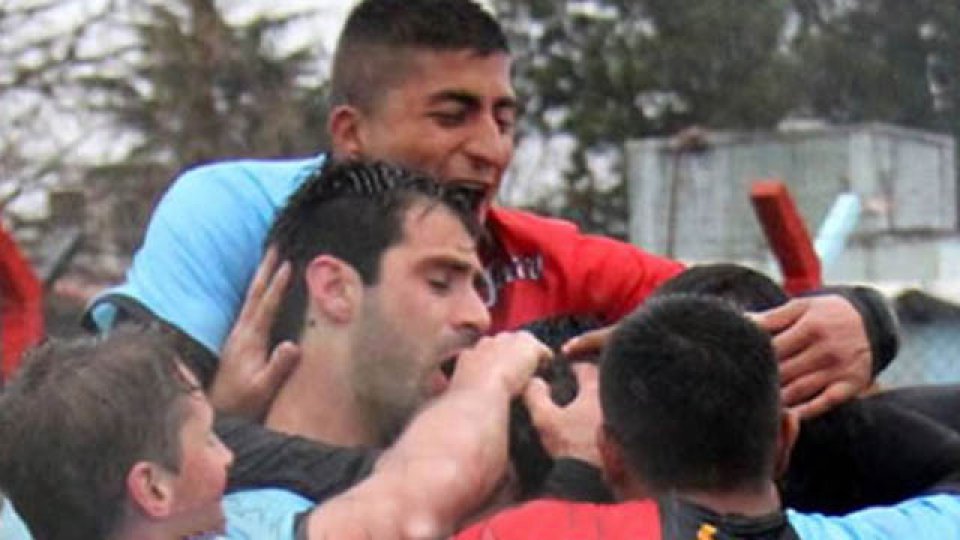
[523,363,603,466]
[210,246,301,420]
[751,295,872,419]
[449,331,553,398]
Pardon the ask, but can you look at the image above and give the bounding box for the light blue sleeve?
[0,498,33,540]
[87,155,324,354]
[0,489,313,540]
[788,493,960,540]
[223,488,314,539]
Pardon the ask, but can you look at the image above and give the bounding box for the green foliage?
[795,0,960,133]
[63,1,329,255]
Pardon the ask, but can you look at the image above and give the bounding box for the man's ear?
[126,461,175,519]
[328,105,364,159]
[304,255,363,324]
[774,409,800,479]
[598,426,628,492]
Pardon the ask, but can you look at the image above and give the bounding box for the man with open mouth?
[219,159,553,536]
[84,0,896,427]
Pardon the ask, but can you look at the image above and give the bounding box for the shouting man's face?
[334,49,517,219]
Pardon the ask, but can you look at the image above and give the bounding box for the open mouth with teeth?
[446,181,488,213]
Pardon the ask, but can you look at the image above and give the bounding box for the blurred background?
[2,0,959,386]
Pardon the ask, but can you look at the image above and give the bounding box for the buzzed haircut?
[330,0,510,112]
[266,159,483,347]
[651,263,789,312]
[0,326,198,539]
[600,295,781,494]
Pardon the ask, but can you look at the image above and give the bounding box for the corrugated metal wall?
[625,123,957,284]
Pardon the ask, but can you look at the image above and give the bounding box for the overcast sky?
[228,0,351,51]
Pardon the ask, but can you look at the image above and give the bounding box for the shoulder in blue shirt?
[223,487,313,539]
[88,155,325,354]
[788,493,960,539]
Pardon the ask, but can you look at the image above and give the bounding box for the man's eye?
[429,111,466,126]
[428,278,452,293]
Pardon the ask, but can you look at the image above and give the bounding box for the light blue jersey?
[0,498,32,540]
[788,493,960,539]
[223,488,313,539]
[0,488,312,539]
[88,155,325,354]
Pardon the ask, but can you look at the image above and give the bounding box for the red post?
[0,225,43,379]
[750,180,822,295]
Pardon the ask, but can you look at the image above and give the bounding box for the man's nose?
[219,436,235,469]
[456,285,492,335]
[463,114,512,171]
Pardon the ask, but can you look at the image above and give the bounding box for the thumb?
[523,377,556,422]
[561,326,614,358]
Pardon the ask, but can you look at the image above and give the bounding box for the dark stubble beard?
[351,305,482,447]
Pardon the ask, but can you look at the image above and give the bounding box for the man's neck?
[264,332,376,447]
[671,482,782,518]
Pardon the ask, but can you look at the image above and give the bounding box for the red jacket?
[456,500,662,540]
[485,207,684,332]
[457,498,801,540]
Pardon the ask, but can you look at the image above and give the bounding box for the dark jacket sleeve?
[537,458,613,503]
[869,384,960,437]
[805,285,900,377]
[217,414,378,503]
[783,396,960,514]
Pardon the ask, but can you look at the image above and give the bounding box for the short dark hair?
[330,0,510,111]
[600,295,780,494]
[267,159,483,346]
[0,326,197,539]
[509,315,603,498]
[651,263,789,312]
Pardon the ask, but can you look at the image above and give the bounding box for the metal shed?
[624,123,957,283]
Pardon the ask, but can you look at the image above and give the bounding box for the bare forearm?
[305,386,512,539]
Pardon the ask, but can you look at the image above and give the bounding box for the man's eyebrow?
[419,253,483,275]
[427,90,519,112]
[428,90,482,108]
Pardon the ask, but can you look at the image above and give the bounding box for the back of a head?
[330,0,509,111]
[267,159,483,346]
[600,295,780,495]
[651,263,789,312]
[0,327,193,539]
